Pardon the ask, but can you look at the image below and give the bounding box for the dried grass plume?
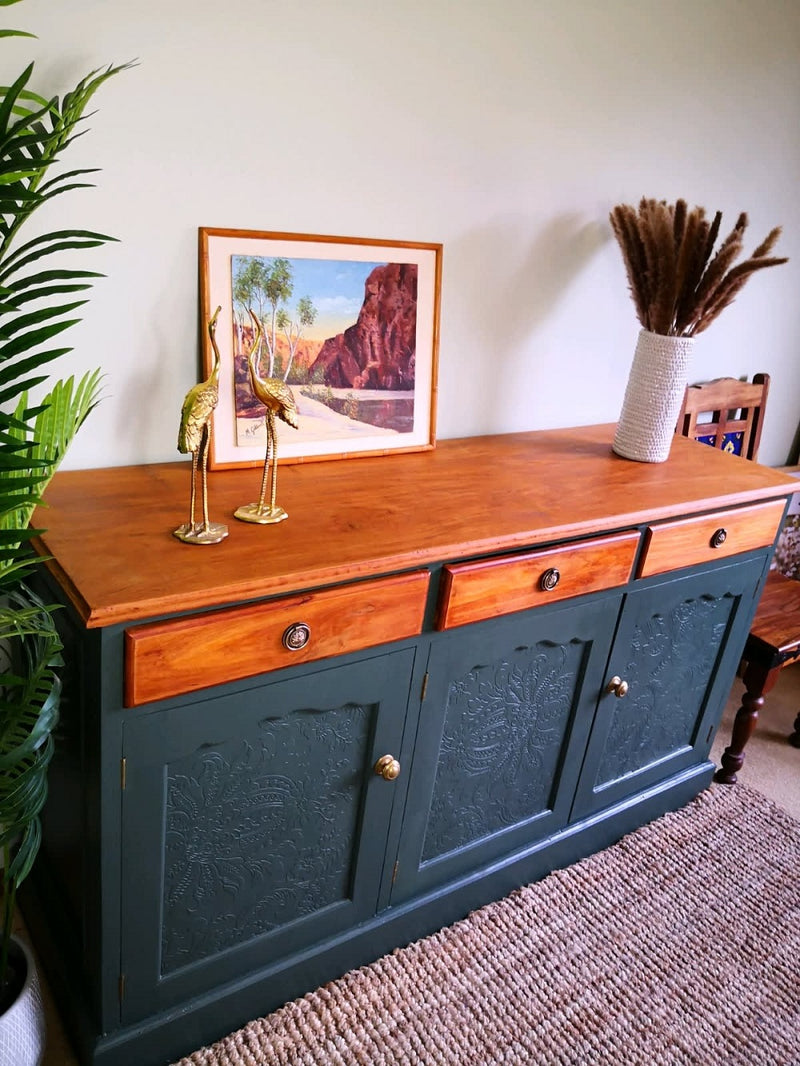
[609,198,788,336]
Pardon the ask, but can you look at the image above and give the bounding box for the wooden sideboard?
[23,425,796,1066]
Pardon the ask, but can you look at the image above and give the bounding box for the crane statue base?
[233,503,288,525]
[173,521,230,544]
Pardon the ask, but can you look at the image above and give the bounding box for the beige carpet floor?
[711,661,800,820]
[171,666,800,1066]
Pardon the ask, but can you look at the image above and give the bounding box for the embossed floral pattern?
[161,702,372,972]
[422,641,585,864]
[596,596,729,787]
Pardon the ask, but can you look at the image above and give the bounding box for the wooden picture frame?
[199,228,442,469]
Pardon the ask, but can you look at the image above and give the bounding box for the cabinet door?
[571,555,765,819]
[119,648,415,1024]
[391,595,622,903]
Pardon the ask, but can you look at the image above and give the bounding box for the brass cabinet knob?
[606,675,629,698]
[710,527,728,549]
[374,754,401,780]
[282,622,311,651]
[540,567,561,592]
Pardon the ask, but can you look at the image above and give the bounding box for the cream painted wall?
[3,0,799,468]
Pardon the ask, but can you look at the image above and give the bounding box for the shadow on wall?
[443,212,608,431]
[121,318,191,465]
[788,419,800,465]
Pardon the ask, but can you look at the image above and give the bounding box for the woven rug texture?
[173,784,800,1066]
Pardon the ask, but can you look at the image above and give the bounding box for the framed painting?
[198,228,442,469]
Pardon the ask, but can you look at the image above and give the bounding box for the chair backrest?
[676,373,769,462]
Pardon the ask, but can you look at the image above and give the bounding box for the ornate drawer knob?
[282,622,311,651]
[540,567,561,592]
[710,527,728,549]
[606,675,629,698]
[374,754,401,781]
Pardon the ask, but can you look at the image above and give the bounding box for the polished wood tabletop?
[35,424,797,628]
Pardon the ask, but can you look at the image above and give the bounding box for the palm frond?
[0,369,103,560]
[0,586,61,901]
[0,230,117,282]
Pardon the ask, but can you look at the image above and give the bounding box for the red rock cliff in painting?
[309,262,418,389]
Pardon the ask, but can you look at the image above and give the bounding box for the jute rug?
[173,784,800,1065]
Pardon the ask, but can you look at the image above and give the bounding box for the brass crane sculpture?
[173,305,229,545]
[235,308,299,525]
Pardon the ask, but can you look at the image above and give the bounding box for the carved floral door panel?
[390,595,622,904]
[119,647,415,1025]
[571,555,766,820]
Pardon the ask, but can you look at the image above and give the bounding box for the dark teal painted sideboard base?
[24,761,711,1066]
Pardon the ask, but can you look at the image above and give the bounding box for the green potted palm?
[0,2,130,1059]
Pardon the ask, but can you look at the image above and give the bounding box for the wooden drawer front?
[436,532,639,630]
[124,570,430,707]
[638,499,786,579]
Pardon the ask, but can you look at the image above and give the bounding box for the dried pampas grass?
[609,198,787,337]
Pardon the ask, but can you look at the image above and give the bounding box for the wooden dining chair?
[677,372,770,460]
[676,373,800,783]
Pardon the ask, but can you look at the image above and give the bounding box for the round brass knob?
[710,527,728,549]
[374,754,401,781]
[540,567,561,592]
[282,622,311,651]
[606,676,629,698]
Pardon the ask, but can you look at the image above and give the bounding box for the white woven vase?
[0,936,45,1066]
[612,329,695,463]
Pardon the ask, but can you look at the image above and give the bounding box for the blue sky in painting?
[232,255,386,341]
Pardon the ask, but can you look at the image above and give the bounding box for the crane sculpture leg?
[188,449,199,527]
[235,409,288,524]
[174,423,229,544]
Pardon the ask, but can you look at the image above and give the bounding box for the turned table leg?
[714,660,781,785]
